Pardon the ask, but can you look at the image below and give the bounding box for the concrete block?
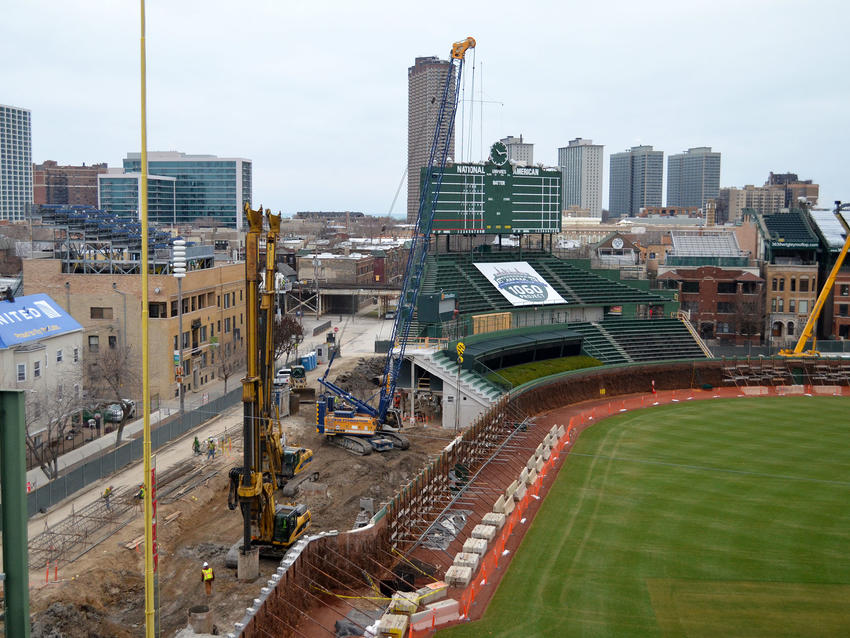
[535,443,544,457]
[377,613,409,637]
[519,467,529,483]
[557,425,565,440]
[541,445,551,460]
[493,494,505,514]
[550,424,558,438]
[427,598,460,621]
[389,591,418,615]
[482,512,505,529]
[415,581,447,606]
[411,599,460,630]
[471,524,497,541]
[535,457,544,472]
[513,482,527,501]
[527,456,536,470]
[503,493,515,515]
[453,552,480,570]
[505,480,518,500]
[544,433,554,447]
[462,537,487,555]
[445,565,472,587]
[526,468,537,485]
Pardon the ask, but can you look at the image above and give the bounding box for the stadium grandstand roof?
[670,231,742,257]
[808,208,846,250]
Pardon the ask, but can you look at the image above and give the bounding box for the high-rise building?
[33,160,108,207]
[558,138,603,218]
[98,171,177,224]
[501,135,534,165]
[766,172,819,207]
[666,147,721,209]
[408,56,456,223]
[120,152,251,229]
[608,145,663,217]
[0,104,33,222]
[718,187,748,223]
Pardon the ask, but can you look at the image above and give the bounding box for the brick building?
[33,161,108,207]
[755,210,820,347]
[23,258,246,407]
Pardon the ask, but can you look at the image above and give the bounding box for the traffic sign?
[334,327,339,333]
[456,342,465,356]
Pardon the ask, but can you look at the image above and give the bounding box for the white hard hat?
[203,562,209,568]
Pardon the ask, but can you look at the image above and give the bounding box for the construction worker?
[102,485,113,512]
[192,436,201,456]
[134,483,145,511]
[206,438,216,461]
[201,561,214,595]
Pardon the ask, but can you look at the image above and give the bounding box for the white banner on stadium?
[474,262,566,306]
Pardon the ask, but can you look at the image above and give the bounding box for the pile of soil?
[331,357,385,401]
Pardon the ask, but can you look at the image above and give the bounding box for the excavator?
[228,203,313,554]
[315,36,476,455]
[780,201,850,358]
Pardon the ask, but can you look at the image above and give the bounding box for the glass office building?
[98,173,177,224]
[121,152,252,229]
[0,104,33,222]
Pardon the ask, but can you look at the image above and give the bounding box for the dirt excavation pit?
[28,354,451,636]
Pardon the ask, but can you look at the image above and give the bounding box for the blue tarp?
[0,293,83,348]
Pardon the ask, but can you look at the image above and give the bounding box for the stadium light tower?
[172,240,186,413]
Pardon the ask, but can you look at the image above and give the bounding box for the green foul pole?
[1,389,30,637]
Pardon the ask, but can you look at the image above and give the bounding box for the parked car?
[105,399,136,423]
[273,368,291,386]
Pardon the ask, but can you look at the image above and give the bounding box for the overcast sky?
[3,0,848,216]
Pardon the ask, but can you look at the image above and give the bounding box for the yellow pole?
[140,1,155,636]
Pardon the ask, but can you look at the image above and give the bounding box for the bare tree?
[85,343,140,447]
[273,313,304,364]
[217,334,245,394]
[735,293,765,343]
[26,378,83,480]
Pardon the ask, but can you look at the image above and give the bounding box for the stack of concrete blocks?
[462,537,487,557]
[444,564,473,587]
[376,613,409,637]
[453,552,480,570]
[414,581,448,607]
[482,512,505,529]
[388,591,419,615]
[471,524,497,542]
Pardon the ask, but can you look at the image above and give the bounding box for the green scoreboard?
[420,154,561,235]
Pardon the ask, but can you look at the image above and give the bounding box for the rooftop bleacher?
[670,231,742,257]
[762,210,819,248]
[422,251,668,315]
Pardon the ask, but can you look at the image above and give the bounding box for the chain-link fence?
[26,387,241,517]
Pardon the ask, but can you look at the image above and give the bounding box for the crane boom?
[316,37,476,453]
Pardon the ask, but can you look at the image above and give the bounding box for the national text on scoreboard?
[420,163,562,235]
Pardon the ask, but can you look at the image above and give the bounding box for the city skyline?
[2,1,848,217]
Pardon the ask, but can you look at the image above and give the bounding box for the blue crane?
[316,37,476,455]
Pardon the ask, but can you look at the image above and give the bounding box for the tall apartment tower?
[558,138,603,218]
[608,145,663,217]
[666,147,721,209]
[501,135,534,165]
[0,104,33,222]
[408,56,455,223]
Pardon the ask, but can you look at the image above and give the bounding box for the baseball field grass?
[439,396,850,637]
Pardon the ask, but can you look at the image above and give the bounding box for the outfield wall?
[236,358,850,637]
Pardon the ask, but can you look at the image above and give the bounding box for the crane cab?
[273,503,311,547]
[282,446,313,479]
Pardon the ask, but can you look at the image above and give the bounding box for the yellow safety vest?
[202,567,214,582]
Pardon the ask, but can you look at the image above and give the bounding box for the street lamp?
[172,240,186,414]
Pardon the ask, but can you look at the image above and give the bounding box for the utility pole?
[173,240,186,413]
